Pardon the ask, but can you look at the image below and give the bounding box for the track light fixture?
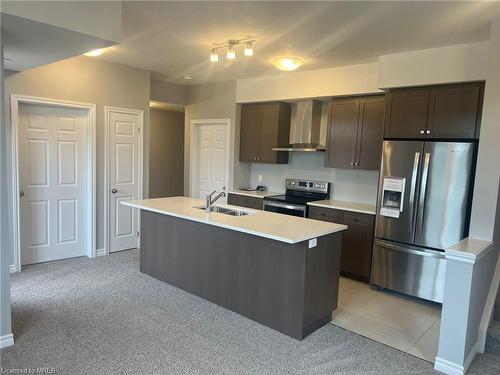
[209,37,256,62]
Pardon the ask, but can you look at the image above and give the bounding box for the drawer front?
[343,211,374,227]
[227,194,263,210]
[245,196,263,210]
[308,206,343,223]
[227,193,246,207]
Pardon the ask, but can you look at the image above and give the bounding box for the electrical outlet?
[258,174,263,182]
[308,238,317,248]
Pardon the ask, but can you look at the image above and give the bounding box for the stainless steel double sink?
[194,205,253,216]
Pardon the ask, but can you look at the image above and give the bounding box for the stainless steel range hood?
[273,100,326,152]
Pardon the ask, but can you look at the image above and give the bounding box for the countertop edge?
[123,201,347,244]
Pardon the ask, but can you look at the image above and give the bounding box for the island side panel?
[302,232,342,338]
[140,210,309,339]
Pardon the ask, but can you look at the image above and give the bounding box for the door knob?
[111,188,118,194]
[19,190,24,197]
[420,130,425,134]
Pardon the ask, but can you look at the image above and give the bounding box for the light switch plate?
[308,238,317,248]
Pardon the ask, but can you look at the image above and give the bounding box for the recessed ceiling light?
[83,49,105,57]
[271,57,304,71]
[184,75,193,81]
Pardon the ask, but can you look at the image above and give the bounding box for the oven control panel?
[285,178,330,194]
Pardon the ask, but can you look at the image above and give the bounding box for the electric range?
[263,178,330,217]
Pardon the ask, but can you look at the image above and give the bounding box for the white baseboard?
[434,341,479,375]
[435,357,464,375]
[9,264,16,273]
[96,248,106,257]
[0,333,14,348]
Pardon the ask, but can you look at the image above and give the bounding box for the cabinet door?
[259,103,281,163]
[384,88,429,139]
[325,99,360,168]
[240,105,262,162]
[427,83,480,139]
[308,206,343,223]
[355,96,385,170]
[341,212,375,282]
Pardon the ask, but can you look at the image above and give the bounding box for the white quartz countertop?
[228,190,283,198]
[307,199,376,215]
[123,197,346,244]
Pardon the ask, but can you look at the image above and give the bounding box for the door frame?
[103,106,144,255]
[189,119,231,198]
[10,94,97,273]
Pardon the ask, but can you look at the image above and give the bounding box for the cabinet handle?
[350,162,354,166]
[426,130,431,134]
[420,130,425,134]
[355,162,359,166]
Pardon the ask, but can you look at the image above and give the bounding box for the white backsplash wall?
[247,152,379,204]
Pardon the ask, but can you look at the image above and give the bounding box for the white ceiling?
[16,1,500,84]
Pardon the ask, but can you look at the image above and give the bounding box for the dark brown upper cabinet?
[384,82,483,140]
[325,95,385,170]
[427,84,481,139]
[384,88,429,139]
[239,102,290,164]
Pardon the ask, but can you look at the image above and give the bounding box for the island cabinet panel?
[140,210,342,340]
[325,95,384,170]
[308,206,375,282]
[384,82,483,140]
[239,102,290,164]
[227,193,263,210]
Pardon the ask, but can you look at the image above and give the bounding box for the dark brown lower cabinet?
[227,193,263,210]
[308,206,375,282]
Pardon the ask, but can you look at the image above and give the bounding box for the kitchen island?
[123,197,347,340]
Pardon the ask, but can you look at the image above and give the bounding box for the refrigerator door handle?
[417,153,431,231]
[375,239,446,259]
[408,152,420,234]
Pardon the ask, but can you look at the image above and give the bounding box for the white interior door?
[107,108,142,253]
[18,103,87,265]
[194,122,228,200]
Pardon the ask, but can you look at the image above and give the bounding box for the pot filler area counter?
[123,197,347,340]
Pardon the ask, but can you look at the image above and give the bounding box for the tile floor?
[330,277,441,363]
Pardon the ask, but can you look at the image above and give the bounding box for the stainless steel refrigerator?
[371,140,475,303]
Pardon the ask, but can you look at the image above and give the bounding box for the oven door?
[263,200,307,217]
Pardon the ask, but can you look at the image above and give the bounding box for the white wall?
[378,42,489,88]
[184,81,250,196]
[236,63,381,103]
[248,153,379,204]
[150,79,188,106]
[0,27,13,345]
[469,21,500,240]
[5,56,151,254]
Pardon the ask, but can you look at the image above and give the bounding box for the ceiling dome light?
[210,49,219,62]
[244,42,254,57]
[83,49,105,57]
[271,57,304,71]
[227,43,236,60]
